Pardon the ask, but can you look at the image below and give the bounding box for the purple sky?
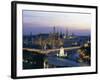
[23,10,91,36]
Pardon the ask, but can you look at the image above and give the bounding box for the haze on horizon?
[23,10,91,36]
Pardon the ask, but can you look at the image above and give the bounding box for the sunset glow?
[23,10,91,35]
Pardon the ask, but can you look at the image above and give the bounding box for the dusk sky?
[23,10,91,36]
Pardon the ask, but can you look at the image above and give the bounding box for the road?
[23,46,81,54]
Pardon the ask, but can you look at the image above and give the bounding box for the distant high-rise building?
[66,28,69,36]
[30,32,32,37]
[53,26,56,34]
[30,32,33,44]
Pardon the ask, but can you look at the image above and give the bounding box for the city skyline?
[23,10,91,36]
